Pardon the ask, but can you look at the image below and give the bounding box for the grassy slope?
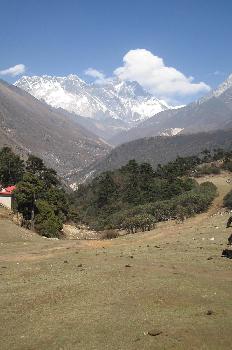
[0,173,232,350]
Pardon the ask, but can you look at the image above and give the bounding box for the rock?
[206,310,213,315]
[148,330,163,337]
[222,249,232,259]
[77,264,83,267]
[125,264,131,267]
[207,257,214,260]
[62,224,99,240]
[64,260,68,264]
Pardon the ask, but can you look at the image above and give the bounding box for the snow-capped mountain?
[199,73,232,103]
[109,72,232,146]
[211,73,232,98]
[14,74,173,126]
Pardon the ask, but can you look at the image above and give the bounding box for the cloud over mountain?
[0,64,26,77]
[114,49,211,102]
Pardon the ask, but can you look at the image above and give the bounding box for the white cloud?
[114,49,210,101]
[84,67,114,85]
[0,64,26,77]
[85,67,105,80]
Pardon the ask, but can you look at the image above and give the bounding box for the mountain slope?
[0,79,110,181]
[14,75,173,138]
[110,74,232,145]
[77,129,232,183]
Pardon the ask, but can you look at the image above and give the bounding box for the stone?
[148,330,163,337]
[206,310,213,315]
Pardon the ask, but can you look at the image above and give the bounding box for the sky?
[0,0,231,104]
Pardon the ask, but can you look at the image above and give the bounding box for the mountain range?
[2,72,232,188]
[109,74,232,145]
[15,75,174,140]
[0,79,110,183]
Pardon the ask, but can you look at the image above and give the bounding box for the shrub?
[224,190,232,209]
[195,164,221,176]
[35,200,63,238]
[122,214,156,234]
[223,160,232,172]
[100,230,119,240]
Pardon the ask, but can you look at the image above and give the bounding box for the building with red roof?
[0,185,16,209]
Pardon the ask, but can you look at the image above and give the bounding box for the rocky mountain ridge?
[110,73,232,145]
[15,74,175,139]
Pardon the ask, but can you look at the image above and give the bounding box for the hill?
[110,73,232,145]
[0,79,110,182]
[76,129,232,183]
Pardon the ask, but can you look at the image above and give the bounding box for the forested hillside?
[72,151,230,231]
[75,129,232,183]
[2,146,232,238]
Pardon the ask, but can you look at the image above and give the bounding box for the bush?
[223,160,232,172]
[224,190,232,209]
[122,214,156,234]
[35,200,63,238]
[100,230,119,240]
[195,164,221,176]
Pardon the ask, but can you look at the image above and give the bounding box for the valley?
[0,173,231,350]
[1,2,231,349]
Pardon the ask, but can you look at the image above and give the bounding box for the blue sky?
[0,0,231,104]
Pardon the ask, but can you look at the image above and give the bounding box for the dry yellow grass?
[0,173,231,350]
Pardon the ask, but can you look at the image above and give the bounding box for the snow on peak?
[14,74,175,125]
[199,73,232,104]
[159,128,184,136]
[213,73,232,97]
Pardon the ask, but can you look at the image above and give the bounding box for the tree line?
[72,149,227,231]
[1,146,232,237]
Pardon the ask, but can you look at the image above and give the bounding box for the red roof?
[0,185,16,195]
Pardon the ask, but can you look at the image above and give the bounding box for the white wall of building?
[0,196,12,209]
